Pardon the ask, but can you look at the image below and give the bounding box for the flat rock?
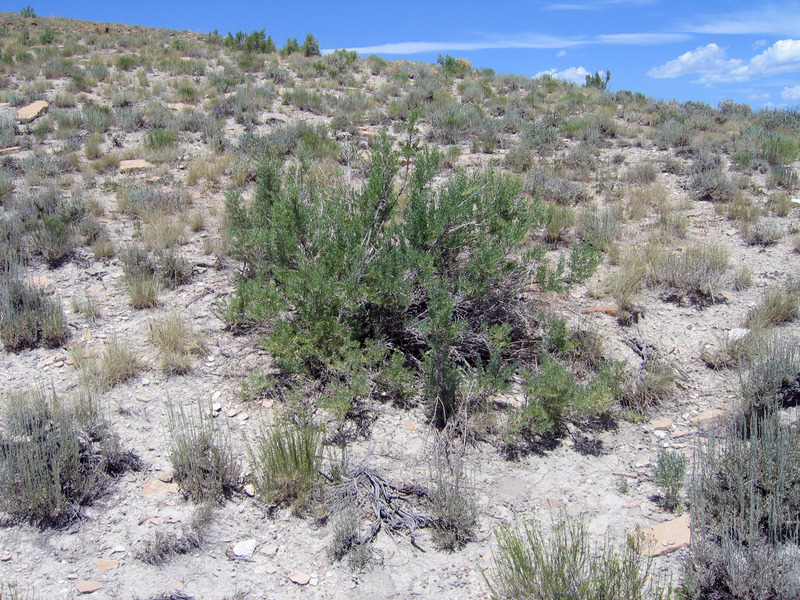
[690,409,726,430]
[156,471,174,483]
[24,275,54,292]
[96,558,118,571]
[260,544,279,556]
[546,497,562,508]
[650,418,672,431]
[243,483,256,497]
[76,581,103,594]
[580,304,618,317]
[81,93,102,102]
[288,571,311,585]
[17,100,48,123]
[641,514,691,557]
[0,146,21,156]
[141,479,179,497]
[119,159,154,172]
[232,539,257,557]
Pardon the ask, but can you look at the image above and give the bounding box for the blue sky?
[20,0,800,109]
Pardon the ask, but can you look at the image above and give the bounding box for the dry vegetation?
[0,8,799,600]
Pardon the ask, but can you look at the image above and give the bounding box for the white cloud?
[597,33,691,45]
[545,0,657,10]
[782,85,800,101]
[329,30,692,56]
[337,34,585,55]
[556,50,567,57]
[685,5,800,36]
[647,44,740,79]
[536,66,590,85]
[648,39,800,84]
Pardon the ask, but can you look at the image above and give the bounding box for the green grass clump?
[247,421,323,514]
[489,515,670,600]
[144,128,177,149]
[653,447,687,512]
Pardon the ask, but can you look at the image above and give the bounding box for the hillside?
[1,10,799,600]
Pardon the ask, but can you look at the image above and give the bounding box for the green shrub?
[488,515,670,600]
[430,449,477,550]
[247,421,323,513]
[168,402,240,503]
[115,55,137,71]
[653,447,687,511]
[144,128,176,149]
[226,127,536,430]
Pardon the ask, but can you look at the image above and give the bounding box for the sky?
[18,0,800,109]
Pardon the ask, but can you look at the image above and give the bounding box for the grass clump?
[744,282,800,331]
[488,515,670,600]
[147,313,207,374]
[98,338,142,388]
[0,386,139,525]
[247,420,323,514]
[168,402,240,503]
[651,242,729,303]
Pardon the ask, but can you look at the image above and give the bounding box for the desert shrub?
[115,54,137,70]
[651,242,729,302]
[0,386,138,525]
[623,353,676,411]
[429,448,477,551]
[168,402,240,502]
[653,447,687,512]
[737,333,800,423]
[489,515,670,600]
[689,151,735,203]
[0,265,68,351]
[247,420,323,513]
[526,166,585,205]
[226,128,537,430]
[625,162,658,185]
[98,337,142,388]
[745,219,783,246]
[763,135,800,166]
[118,186,183,216]
[768,165,799,190]
[685,394,800,599]
[0,113,16,149]
[82,104,111,134]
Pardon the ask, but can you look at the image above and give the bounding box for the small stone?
[641,514,691,557]
[227,408,240,418]
[76,581,103,594]
[119,159,154,173]
[211,402,222,413]
[406,422,415,430]
[244,484,256,497]
[96,559,118,571]
[0,553,11,561]
[672,430,691,438]
[156,471,174,483]
[624,500,641,508]
[17,100,49,123]
[288,571,311,586]
[654,430,667,439]
[136,396,151,403]
[254,565,268,574]
[728,328,751,342]
[232,539,258,557]
[634,461,651,468]
[88,284,103,294]
[109,546,126,555]
[212,391,222,401]
[613,471,638,479]
[546,497,561,508]
[261,544,279,557]
[141,378,150,386]
[650,418,672,431]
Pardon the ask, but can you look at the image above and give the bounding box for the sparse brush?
[745,219,783,246]
[686,395,800,599]
[429,448,477,551]
[744,282,800,331]
[0,266,68,351]
[737,332,800,420]
[140,215,187,251]
[488,515,670,600]
[769,191,793,217]
[0,385,138,525]
[70,293,101,322]
[327,486,372,570]
[623,355,676,412]
[124,272,161,308]
[625,162,658,185]
[607,249,647,313]
[148,313,207,374]
[650,242,729,302]
[168,402,240,503]
[248,420,323,514]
